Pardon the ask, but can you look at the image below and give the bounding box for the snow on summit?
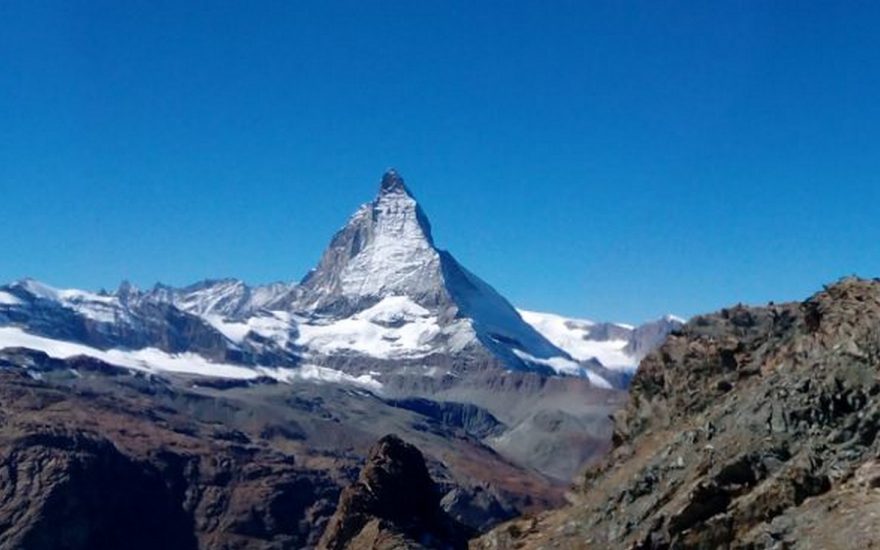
[338,178,441,299]
[0,170,677,388]
[297,169,445,313]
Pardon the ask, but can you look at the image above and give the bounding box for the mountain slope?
[292,169,580,376]
[474,278,880,549]
[298,170,445,314]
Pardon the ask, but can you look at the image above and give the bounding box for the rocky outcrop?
[0,367,342,549]
[319,435,473,549]
[473,278,880,549]
[0,431,197,550]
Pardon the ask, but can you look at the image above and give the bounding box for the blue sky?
[1,1,879,323]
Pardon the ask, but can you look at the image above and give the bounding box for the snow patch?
[518,309,637,370]
[13,279,123,323]
[204,311,294,347]
[0,292,21,306]
[330,192,443,301]
[296,296,441,359]
[511,349,612,389]
[265,364,382,391]
[0,327,382,390]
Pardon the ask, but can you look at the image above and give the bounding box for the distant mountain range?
[0,169,680,391]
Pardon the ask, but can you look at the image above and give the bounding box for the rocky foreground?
[0,349,565,549]
[471,278,880,548]
[319,434,472,549]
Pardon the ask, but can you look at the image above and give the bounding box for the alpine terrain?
[474,278,880,549]
[0,170,679,548]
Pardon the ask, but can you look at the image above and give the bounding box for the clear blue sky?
[2,1,879,323]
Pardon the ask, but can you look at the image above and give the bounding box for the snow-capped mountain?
[291,169,578,373]
[297,170,446,313]
[518,310,684,371]
[0,169,688,487]
[149,279,296,318]
[0,170,678,389]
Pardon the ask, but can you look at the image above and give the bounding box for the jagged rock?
[473,278,880,549]
[319,435,473,549]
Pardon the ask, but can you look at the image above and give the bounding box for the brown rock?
[320,435,473,549]
[473,278,880,549]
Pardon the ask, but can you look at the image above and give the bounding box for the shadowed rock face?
[474,278,880,549]
[0,432,197,550]
[385,398,506,440]
[0,367,343,549]
[319,435,473,550]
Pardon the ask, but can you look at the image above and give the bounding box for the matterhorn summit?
[297,169,445,314]
[0,170,680,390]
[292,169,594,377]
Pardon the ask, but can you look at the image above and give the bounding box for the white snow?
[0,292,21,305]
[166,280,296,318]
[204,311,294,347]
[17,279,115,305]
[203,316,251,343]
[511,349,612,389]
[247,282,296,311]
[0,327,382,391]
[357,295,431,323]
[292,181,583,372]
[296,296,441,359]
[446,259,564,360]
[0,326,261,378]
[336,194,443,300]
[266,364,382,391]
[172,280,247,316]
[518,309,637,370]
[15,279,60,301]
[441,319,479,353]
[13,279,124,323]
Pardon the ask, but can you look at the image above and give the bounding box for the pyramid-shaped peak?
[296,169,439,313]
[379,168,409,195]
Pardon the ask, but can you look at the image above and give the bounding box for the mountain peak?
[379,168,408,195]
[297,170,441,313]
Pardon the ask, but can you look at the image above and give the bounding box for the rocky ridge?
[474,278,880,549]
[319,434,472,549]
[0,367,339,549]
